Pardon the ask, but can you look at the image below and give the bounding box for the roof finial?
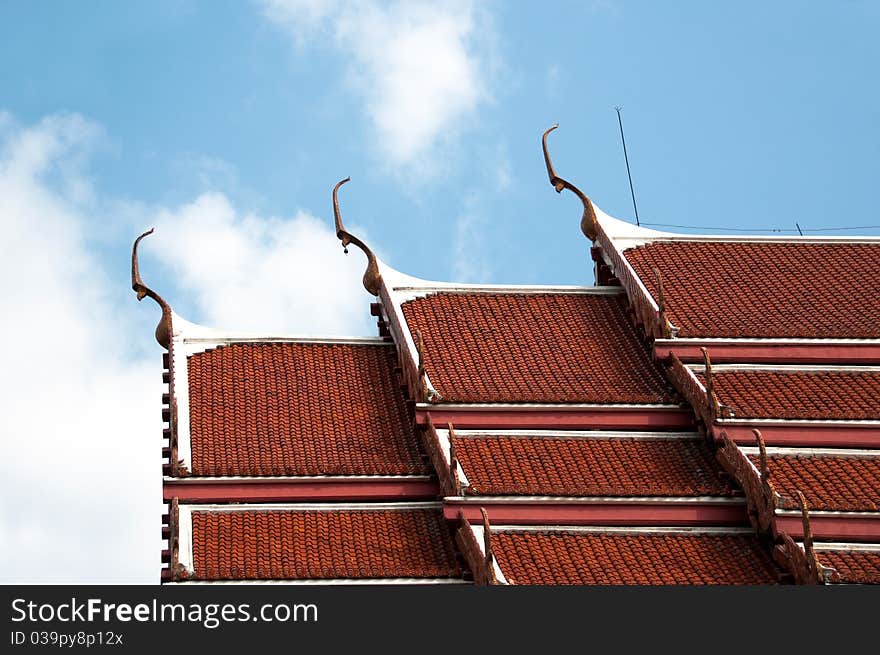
[753,428,769,484]
[701,347,722,418]
[654,268,666,314]
[653,268,677,338]
[131,228,172,349]
[795,490,828,583]
[447,422,462,496]
[480,507,497,584]
[542,124,599,240]
[333,177,381,296]
[413,329,442,403]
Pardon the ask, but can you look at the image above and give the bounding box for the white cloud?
[148,193,373,335]
[261,0,338,44]
[0,114,159,583]
[0,112,375,583]
[261,0,493,169]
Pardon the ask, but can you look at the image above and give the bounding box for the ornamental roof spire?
[131,228,172,349]
[542,124,599,240]
[333,177,382,296]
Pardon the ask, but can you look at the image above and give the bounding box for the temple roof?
[399,291,675,405]
[186,340,429,477]
[589,203,880,342]
[813,545,880,584]
[449,431,734,498]
[696,367,880,421]
[183,504,462,582]
[483,527,782,585]
[744,448,879,512]
[623,240,880,339]
[135,131,880,585]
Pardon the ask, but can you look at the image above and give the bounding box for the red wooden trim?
[455,519,492,586]
[444,500,748,527]
[419,420,456,497]
[666,352,714,426]
[594,226,667,338]
[713,423,880,449]
[416,407,693,431]
[163,478,440,503]
[775,513,880,542]
[655,342,880,365]
[378,283,423,402]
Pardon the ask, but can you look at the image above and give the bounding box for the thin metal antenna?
[795,222,804,236]
[615,106,640,226]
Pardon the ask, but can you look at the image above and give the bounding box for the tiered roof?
[186,504,461,582]
[133,230,461,583]
[187,341,428,476]
[132,127,880,585]
[743,448,879,512]
[399,291,673,404]
[694,368,880,421]
[371,241,762,581]
[573,125,880,583]
[449,432,732,498]
[623,240,880,339]
[486,527,780,585]
[813,546,880,584]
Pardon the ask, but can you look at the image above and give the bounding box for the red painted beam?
[416,407,693,431]
[163,478,440,503]
[445,501,748,527]
[713,423,880,449]
[775,513,880,542]
[655,342,880,365]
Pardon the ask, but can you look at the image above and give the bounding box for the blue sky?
[6,2,879,290]
[1,1,878,582]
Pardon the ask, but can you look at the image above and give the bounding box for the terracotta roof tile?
[187,342,430,476]
[818,549,880,584]
[697,369,880,420]
[400,293,675,404]
[493,531,781,584]
[453,436,734,497]
[748,454,880,511]
[623,241,880,338]
[191,509,461,580]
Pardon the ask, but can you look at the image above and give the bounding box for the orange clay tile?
[817,550,880,584]
[624,241,880,338]
[187,343,430,476]
[191,509,461,580]
[453,436,734,497]
[493,531,781,585]
[401,293,675,404]
[747,454,880,511]
[697,369,880,420]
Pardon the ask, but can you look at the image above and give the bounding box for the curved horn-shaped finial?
[753,428,769,483]
[332,177,351,242]
[795,489,826,582]
[131,228,172,349]
[542,124,599,240]
[333,177,381,296]
[542,124,563,190]
[654,268,673,338]
[795,491,814,553]
[480,507,497,585]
